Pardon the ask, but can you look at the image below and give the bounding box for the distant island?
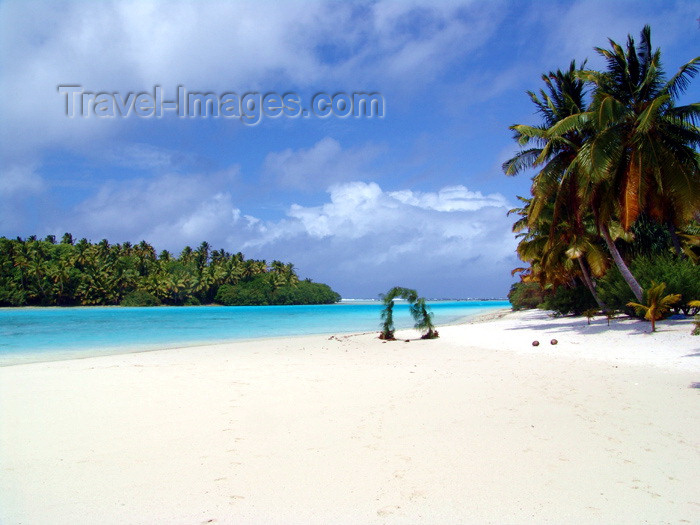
[0,234,340,307]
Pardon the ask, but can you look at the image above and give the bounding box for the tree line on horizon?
[504,26,700,325]
[0,233,341,307]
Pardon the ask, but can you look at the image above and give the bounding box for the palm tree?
[379,298,395,339]
[410,297,438,338]
[504,61,589,234]
[504,63,609,308]
[627,281,681,332]
[284,263,299,286]
[179,246,194,266]
[508,191,608,309]
[195,241,211,272]
[563,26,700,300]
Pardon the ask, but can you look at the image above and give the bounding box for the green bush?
[215,282,270,306]
[273,281,341,305]
[120,290,161,307]
[598,266,636,313]
[215,278,341,306]
[507,281,545,310]
[0,285,27,306]
[599,255,700,314]
[541,283,598,316]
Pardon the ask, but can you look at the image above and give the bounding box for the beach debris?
[532,340,540,346]
[550,339,558,345]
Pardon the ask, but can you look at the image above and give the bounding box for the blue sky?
[1,0,698,299]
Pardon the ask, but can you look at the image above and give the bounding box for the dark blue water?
[0,300,510,365]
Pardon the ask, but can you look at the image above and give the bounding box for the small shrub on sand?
[627,281,681,332]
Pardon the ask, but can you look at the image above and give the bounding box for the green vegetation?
[542,284,598,316]
[598,255,700,314]
[504,26,700,328]
[120,290,161,307]
[0,235,340,307]
[583,308,598,325]
[215,278,340,306]
[689,301,700,335]
[626,281,681,332]
[379,286,438,340]
[410,297,438,339]
[507,281,546,310]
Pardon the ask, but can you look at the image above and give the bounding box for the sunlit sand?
[1,310,698,524]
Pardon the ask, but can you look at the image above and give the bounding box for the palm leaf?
[635,94,670,133]
[662,56,700,99]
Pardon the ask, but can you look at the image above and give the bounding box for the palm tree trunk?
[666,220,683,258]
[600,223,644,302]
[577,257,606,310]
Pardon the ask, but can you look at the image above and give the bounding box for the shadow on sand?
[502,313,696,338]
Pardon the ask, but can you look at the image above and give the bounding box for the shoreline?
[0,304,510,368]
[1,309,698,524]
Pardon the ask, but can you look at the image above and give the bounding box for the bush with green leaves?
[120,290,161,307]
[272,281,341,305]
[215,279,272,306]
[541,283,598,316]
[507,281,546,310]
[599,255,700,314]
[214,277,340,306]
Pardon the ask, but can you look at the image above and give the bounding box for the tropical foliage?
[626,281,681,332]
[410,297,438,339]
[689,300,700,335]
[215,278,340,306]
[379,286,438,340]
[505,26,700,322]
[0,234,340,307]
[597,254,700,314]
[507,281,546,310]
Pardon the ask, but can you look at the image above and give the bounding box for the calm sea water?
[0,300,510,365]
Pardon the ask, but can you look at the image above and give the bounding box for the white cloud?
[0,163,44,196]
[103,143,185,171]
[59,176,517,297]
[388,185,508,212]
[539,0,699,71]
[62,168,242,246]
[262,137,383,191]
[0,0,505,165]
[243,181,517,297]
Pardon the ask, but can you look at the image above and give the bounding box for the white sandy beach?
[1,309,698,524]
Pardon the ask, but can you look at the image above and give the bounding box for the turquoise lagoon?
[0,300,509,365]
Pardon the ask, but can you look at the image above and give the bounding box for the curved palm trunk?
[600,223,644,302]
[577,257,606,310]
